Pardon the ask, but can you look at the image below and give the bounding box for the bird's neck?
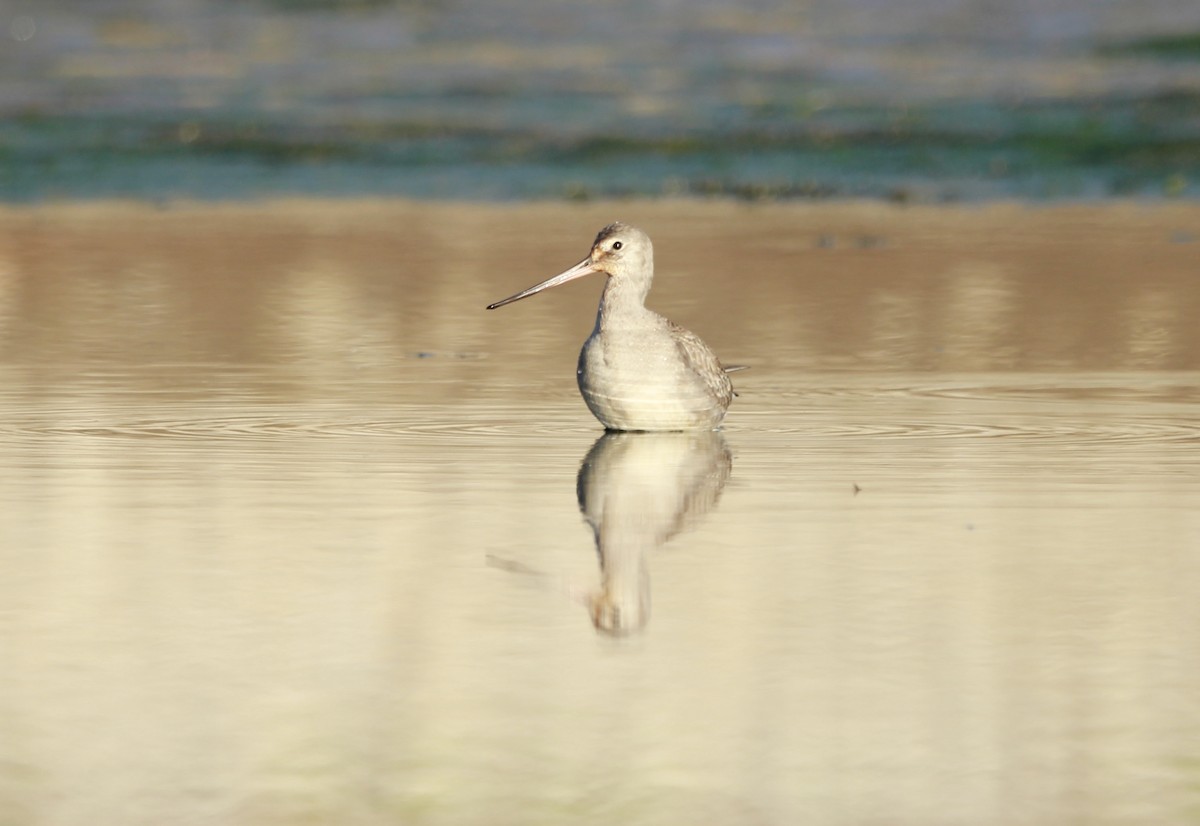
[596,277,653,331]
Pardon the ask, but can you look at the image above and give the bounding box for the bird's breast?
[576,329,729,431]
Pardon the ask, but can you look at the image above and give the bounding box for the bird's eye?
[611,241,623,251]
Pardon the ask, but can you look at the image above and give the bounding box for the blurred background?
[3,0,1200,202]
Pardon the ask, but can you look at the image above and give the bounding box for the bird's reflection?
[575,430,732,635]
[489,431,732,635]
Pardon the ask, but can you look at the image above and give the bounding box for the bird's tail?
[724,364,749,397]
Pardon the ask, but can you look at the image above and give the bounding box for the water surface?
[1,200,1198,824]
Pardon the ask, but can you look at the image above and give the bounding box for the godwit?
[487,222,737,431]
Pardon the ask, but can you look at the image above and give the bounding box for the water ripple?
[0,406,597,444]
[0,411,1195,446]
[745,418,1200,443]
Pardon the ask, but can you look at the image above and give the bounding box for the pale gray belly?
[576,331,726,431]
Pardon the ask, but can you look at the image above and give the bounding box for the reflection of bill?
[575,431,733,636]
[489,431,732,636]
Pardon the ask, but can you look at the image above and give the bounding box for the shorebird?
[487,222,737,431]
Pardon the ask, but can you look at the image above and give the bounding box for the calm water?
[4,0,1200,200]
[1,200,1199,824]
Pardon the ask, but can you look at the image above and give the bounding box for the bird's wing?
[668,321,734,408]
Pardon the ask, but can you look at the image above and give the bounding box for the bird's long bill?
[486,257,598,310]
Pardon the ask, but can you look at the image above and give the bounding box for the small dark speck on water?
[486,554,544,578]
[852,483,862,495]
[412,351,484,360]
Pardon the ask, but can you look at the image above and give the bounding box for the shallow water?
[1,200,1199,824]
